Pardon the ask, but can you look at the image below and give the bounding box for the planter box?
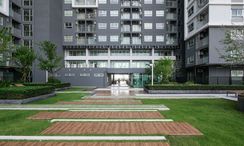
[144,88,227,94]
[0,92,56,104]
[238,96,244,112]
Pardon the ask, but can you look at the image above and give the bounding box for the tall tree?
[220,28,244,64]
[13,46,36,82]
[38,41,62,81]
[0,27,14,63]
[154,58,174,84]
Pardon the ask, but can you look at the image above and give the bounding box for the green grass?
[64,87,87,91]
[142,99,244,146]
[0,110,50,135]
[29,93,86,104]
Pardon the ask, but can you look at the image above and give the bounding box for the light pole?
[149,63,154,86]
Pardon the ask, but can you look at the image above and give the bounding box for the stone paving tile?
[0,142,170,146]
[56,100,143,105]
[29,111,164,120]
[42,122,203,136]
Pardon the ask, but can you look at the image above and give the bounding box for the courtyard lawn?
[142,99,244,146]
[30,93,86,104]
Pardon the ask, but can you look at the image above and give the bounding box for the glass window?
[144,11,152,17]
[64,36,73,42]
[98,23,107,29]
[23,9,33,22]
[111,49,130,56]
[156,35,164,42]
[65,22,72,28]
[110,23,119,29]
[156,10,164,17]
[110,0,118,4]
[24,24,33,36]
[144,35,153,42]
[144,0,152,4]
[64,0,72,4]
[111,61,130,68]
[89,49,108,56]
[98,10,107,16]
[64,10,73,16]
[89,61,108,68]
[156,23,164,29]
[110,10,119,17]
[94,73,105,77]
[110,35,119,42]
[0,17,3,26]
[68,50,86,56]
[23,40,32,48]
[132,49,151,56]
[232,9,243,17]
[144,23,152,29]
[99,0,107,4]
[23,0,32,6]
[98,36,107,42]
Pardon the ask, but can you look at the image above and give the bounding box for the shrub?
[23,83,71,89]
[145,84,244,90]
[47,77,61,84]
[0,81,12,88]
[0,86,54,100]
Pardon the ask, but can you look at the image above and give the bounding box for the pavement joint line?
[0,108,170,111]
[69,109,159,112]
[50,119,174,123]
[0,136,167,141]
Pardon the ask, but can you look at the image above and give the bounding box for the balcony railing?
[132,13,140,19]
[132,1,141,6]
[87,25,96,32]
[77,14,86,19]
[166,1,177,7]
[121,1,130,6]
[166,37,177,45]
[166,25,177,32]
[197,56,209,64]
[88,37,96,44]
[132,25,141,32]
[121,37,130,44]
[132,37,141,44]
[77,25,86,31]
[121,13,130,19]
[166,13,177,20]
[77,38,86,44]
[122,25,131,32]
[196,37,209,48]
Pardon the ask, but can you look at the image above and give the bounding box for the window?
[110,35,119,42]
[232,9,243,17]
[156,10,164,17]
[156,35,164,42]
[64,0,72,4]
[188,6,194,17]
[23,0,32,6]
[24,24,33,36]
[23,9,33,22]
[144,23,153,29]
[68,50,86,56]
[144,0,152,4]
[64,36,73,42]
[144,35,153,42]
[98,36,107,42]
[64,10,73,17]
[98,23,107,29]
[156,0,164,4]
[98,10,107,16]
[156,23,164,29]
[110,0,118,4]
[65,22,72,28]
[110,10,119,17]
[24,40,32,48]
[188,23,194,32]
[99,0,107,4]
[110,23,119,29]
[0,17,3,26]
[144,11,152,17]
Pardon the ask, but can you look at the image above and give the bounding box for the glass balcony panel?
[88,37,96,44]
[121,13,130,19]
[132,25,141,32]
[132,13,140,19]
[132,37,141,44]
[121,37,131,44]
[122,25,131,32]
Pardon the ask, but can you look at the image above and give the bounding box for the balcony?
[87,13,96,19]
[166,37,177,45]
[132,37,141,44]
[197,56,209,65]
[166,13,177,20]
[121,1,130,6]
[88,37,96,44]
[77,37,86,44]
[11,11,22,22]
[132,1,141,7]
[132,25,141,32]
[166,0,177,7]
[166,25,177,32]
[77,13,86,19]
[121,13,130,19]
[196,36,209,49]
[73,0,98,7]
[132,13,140,19]
[121,25,131,32]
[11,27,22,38]
[87,25,96,32]
[77,25,86,31]
[121,37,131,44]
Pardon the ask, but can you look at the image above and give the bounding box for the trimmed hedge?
[0,86,54,100]
[145,84,244,90]
[23,83,71,89]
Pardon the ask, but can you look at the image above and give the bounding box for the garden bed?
[0,86,55,100]
[23,83,71,89]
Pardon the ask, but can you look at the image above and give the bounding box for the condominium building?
[184,0,244,84]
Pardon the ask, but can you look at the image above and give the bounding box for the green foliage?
[0,86,54,99]
[145,84,244,90]
[0,27,15,63]
[220,29,244,64]
[13,46,36,82]
[38,41,62,79]
[0,80,12,88]
[47,76,61,84]
[154,58,174,83]
[23,83,71,89]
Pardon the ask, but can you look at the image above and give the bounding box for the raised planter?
[144,88,227,94]
[238,95,244,112]
[0,92,56,104]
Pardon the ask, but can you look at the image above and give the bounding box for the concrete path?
[50,119,174,123]
[0,136,167,141]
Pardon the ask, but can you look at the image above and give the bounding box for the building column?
[130,47,133,68]
[86,48,89,67]
[108,47,111,68]
[152,47,155,64]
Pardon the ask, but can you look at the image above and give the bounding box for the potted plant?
[238,93,244,112]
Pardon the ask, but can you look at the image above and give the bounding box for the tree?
[38,41,62,82]
[220,28,244,65]
[0,27,14,63]
[154,58,174,84]
[13,46,36,82]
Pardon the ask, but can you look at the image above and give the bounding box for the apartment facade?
[58,0,180,87]
[184,0,244,84]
